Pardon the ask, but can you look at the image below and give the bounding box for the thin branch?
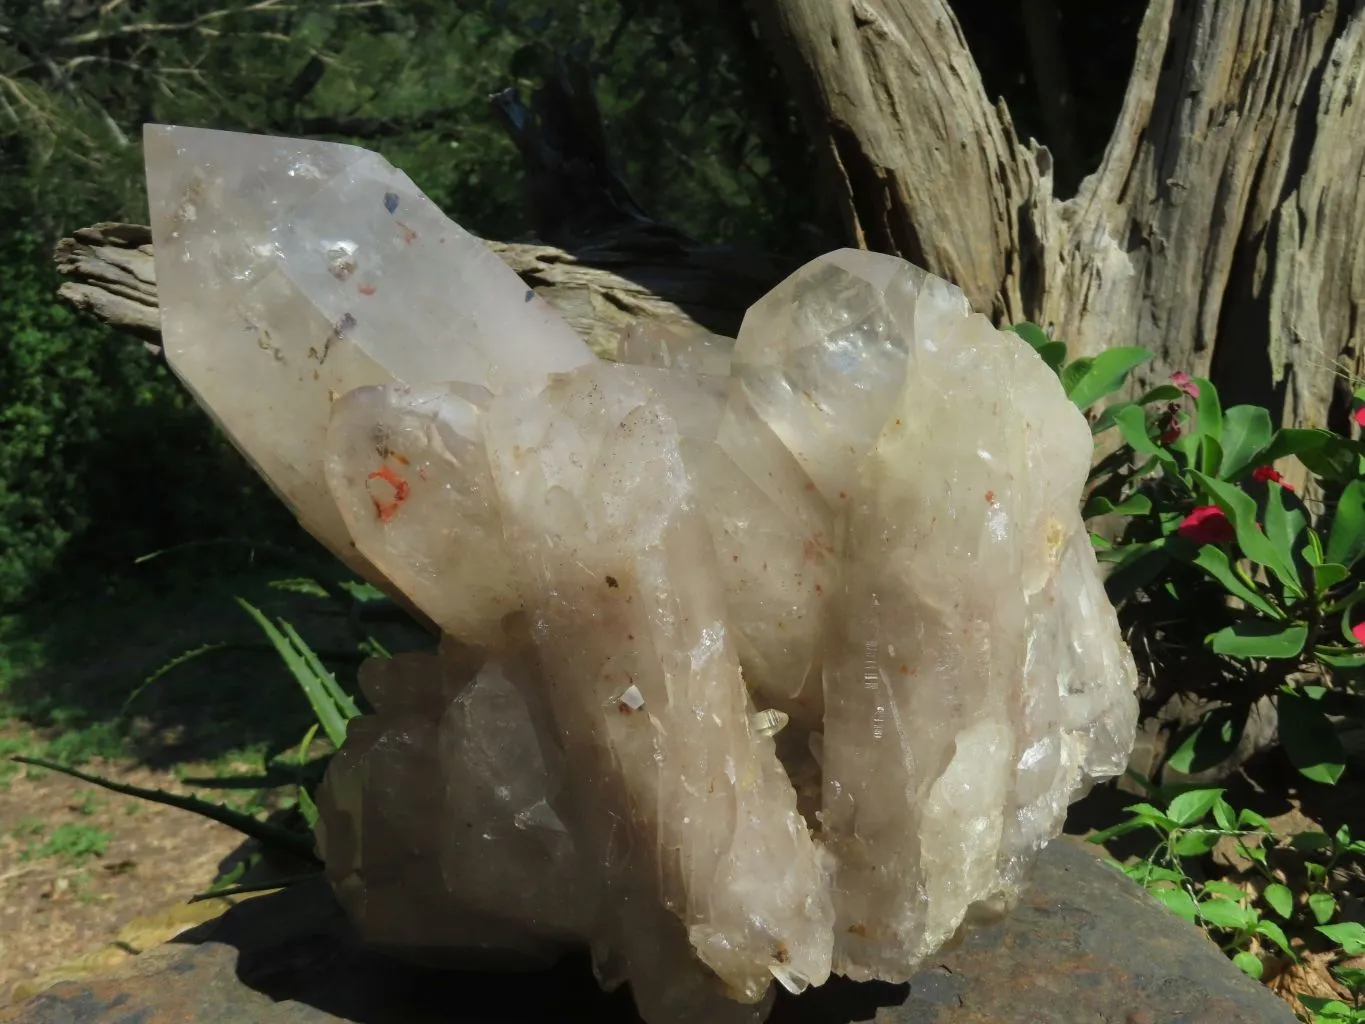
[58,0,387,47]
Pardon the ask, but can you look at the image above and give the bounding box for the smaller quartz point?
[316,642,583,967]
[617,322,735,376]
[323,382,518,649]
[731,249,968,509]
[148,127,1140,1024]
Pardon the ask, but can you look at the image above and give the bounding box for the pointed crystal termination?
[143,124,593,576]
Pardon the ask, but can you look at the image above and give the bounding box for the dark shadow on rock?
[770,976,910,1023]
[1,840,1300,1024]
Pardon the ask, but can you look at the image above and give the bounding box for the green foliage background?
[0,0,822,607]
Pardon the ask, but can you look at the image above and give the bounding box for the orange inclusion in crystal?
[367,463,410,523]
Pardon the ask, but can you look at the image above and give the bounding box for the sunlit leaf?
[1065,347,1152,412]
[1261,883,1294,919]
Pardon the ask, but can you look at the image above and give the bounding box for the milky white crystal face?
[144,124,592,575]
[480,364,835,1009]
[147,126,1139,1024]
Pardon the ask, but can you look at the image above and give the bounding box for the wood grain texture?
[749,0,1365,441]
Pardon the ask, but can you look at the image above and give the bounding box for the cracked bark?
[750,0,1365,451]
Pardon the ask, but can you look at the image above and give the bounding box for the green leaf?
[1308,890,1338,925]
[1122,802,1176,828]
[1192,472,1303,596]
[1261,883,1294,919]
[1136,384,1182,405]
[1298,996,1355,1023]
[1126,863,1186,886]
[1167,787,1225,826]
[1114,404,1176,462]
[1212,796,1236,832]
[1262,480,1306,590]
[1167,706,1248,774]
[1199,896,1254,931]
[1327,480,1365,568]
[1035,341,1068,372]
[1172,830,1221,856]
[1209,621,1308,659]
[1255,919,1295,957]
[1260,427,1338,463]
[1232,950,1264,980]
[1148,885,1199,922]
[1083,492,1153,518]
[276,618,361,721]
[1187,544,1281,618]
[1192,377,1222,472]
[1317,922,1365,956]
[1065,347,1152,412]
[1307,527,1326,565]
[1238,807,1272,830]
[1219,406,1273,479]
[1061,357,1093,398]
[1090,400,1135,436]
[1291,831,1334,853]
[1008,321,1053,351]
[1088,819,1153,844]
[1278,689,1347,785]
[1008,323,1068,373]
[1331,966,1365,992]
[1202,879,1247,900]
[296,785,319,829]
[1313,562,1351,592]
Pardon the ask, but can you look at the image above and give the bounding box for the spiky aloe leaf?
[10,756,318,863]
[190,874,321,903]
[235,598,350,747]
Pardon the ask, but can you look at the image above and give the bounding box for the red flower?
[1353,621,1365,647]
[1178,506,1235,544]
[1171,371,1200,399]
[1354,406,1365,429]
[1251,465,1294,490]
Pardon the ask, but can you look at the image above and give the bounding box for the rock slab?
[1,840,1296,1024]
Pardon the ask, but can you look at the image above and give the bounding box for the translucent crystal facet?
[146,126,1139,1024]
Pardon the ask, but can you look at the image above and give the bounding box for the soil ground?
[0,749,249,1003]
[0,554,430,1007]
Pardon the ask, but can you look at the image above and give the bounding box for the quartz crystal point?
[147,126,1139,1024]
[144,124,592,581]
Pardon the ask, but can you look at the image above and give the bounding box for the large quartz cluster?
[145,125,1139,1023]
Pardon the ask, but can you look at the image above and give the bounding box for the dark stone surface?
[2,839,1296,1024]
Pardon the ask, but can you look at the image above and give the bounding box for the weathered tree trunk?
[750,0,1365,448]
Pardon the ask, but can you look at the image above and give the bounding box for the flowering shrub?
[1008,322,1365,785]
